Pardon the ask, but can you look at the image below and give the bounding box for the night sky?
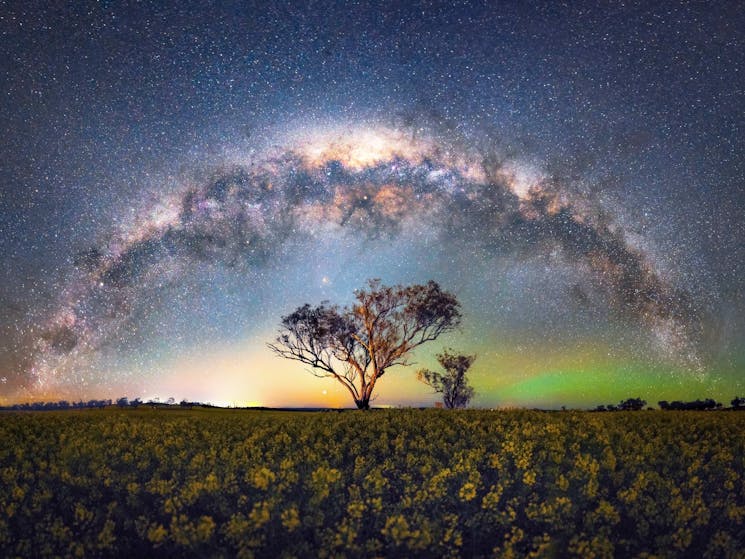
[1,1,743,408]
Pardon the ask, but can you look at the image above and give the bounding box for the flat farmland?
[1,409,743,558]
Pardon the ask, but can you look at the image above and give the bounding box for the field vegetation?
[1,408,743,558]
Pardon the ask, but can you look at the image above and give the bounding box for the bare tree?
[268,279,461,409]
[417,349,476,409]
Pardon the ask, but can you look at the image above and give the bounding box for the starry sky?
[1,1,744,408]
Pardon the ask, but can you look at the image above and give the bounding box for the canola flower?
[0,408,743,557]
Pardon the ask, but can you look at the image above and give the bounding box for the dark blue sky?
[1,1,743,405]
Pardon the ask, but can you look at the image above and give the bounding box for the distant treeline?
[4,396,745,412]
[592,398,648,412]
[0,397,211,411]
[592,396,745,412]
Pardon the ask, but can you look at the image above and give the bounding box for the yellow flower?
[147,524,168,546]
[248,501,271,528]
[249,467,275,490]
[459,482,477,501]
[522,470,537,486]
[281,506,301,532]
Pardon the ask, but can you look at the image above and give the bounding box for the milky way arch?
[23,125,703,395]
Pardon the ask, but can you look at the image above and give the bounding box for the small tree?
[268,279,461,409]
[618,397,646,411]
[417,349,476,409]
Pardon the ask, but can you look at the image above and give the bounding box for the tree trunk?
[355,399,370,410]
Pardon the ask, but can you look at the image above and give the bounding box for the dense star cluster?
[1,2,743,406]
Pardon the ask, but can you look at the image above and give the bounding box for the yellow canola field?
[1,408,743,558]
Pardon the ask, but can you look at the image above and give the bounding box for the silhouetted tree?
[268,279,461,410]
[417,349,476,409]
[732,396,744,409]
[0,398,115,411]
[618,397,646,411]
[659,398,720,410]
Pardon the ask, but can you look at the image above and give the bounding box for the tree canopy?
[417,349,476,409]
[268,279,461,409]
